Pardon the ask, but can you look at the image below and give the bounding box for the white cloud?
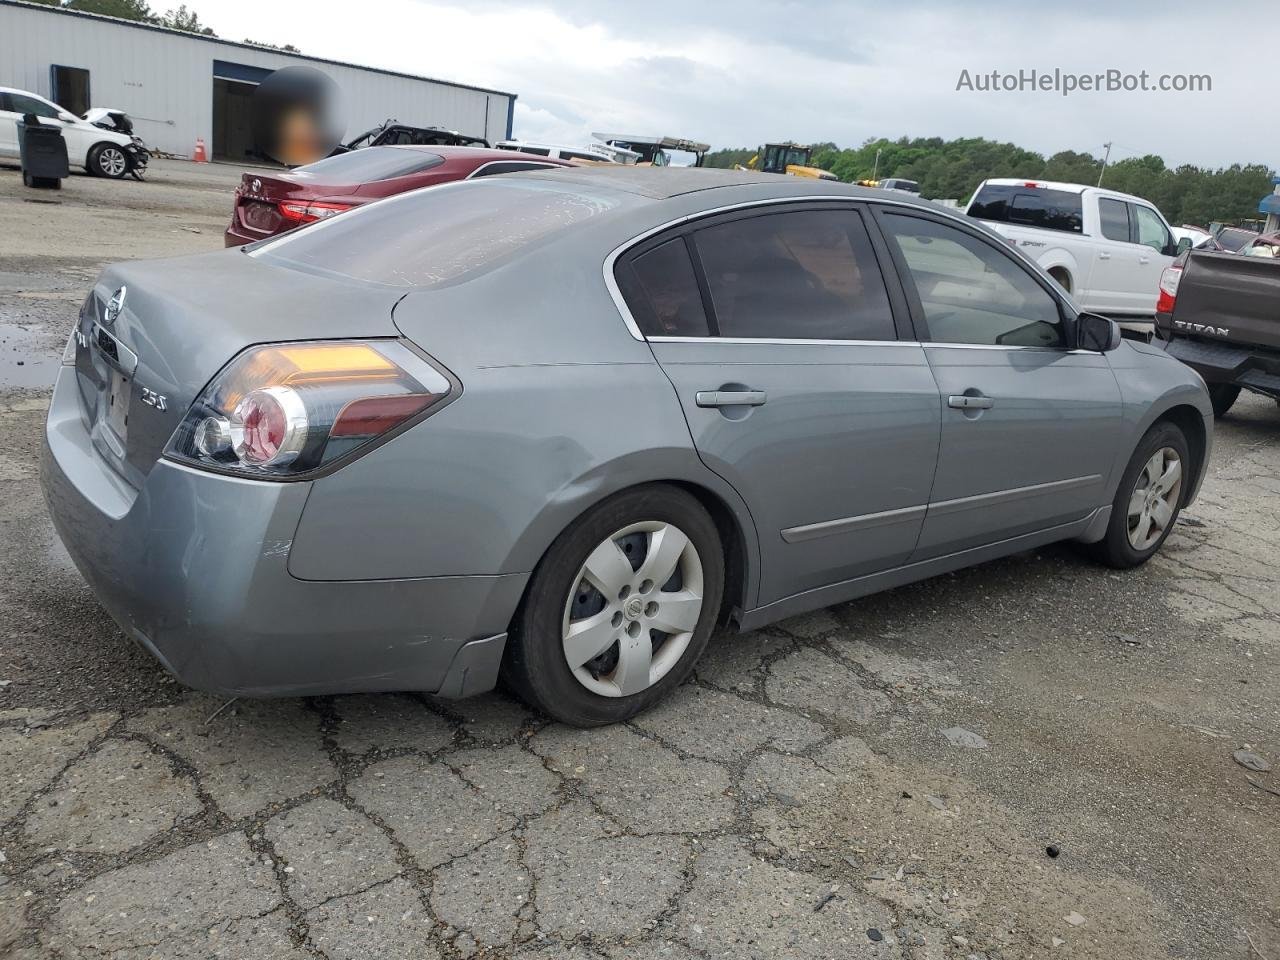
[196,0,1274,168]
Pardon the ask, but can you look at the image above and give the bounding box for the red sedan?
[224,145,572,246]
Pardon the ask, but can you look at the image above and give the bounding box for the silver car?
[42,168,1212,726]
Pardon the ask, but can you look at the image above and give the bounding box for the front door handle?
[1098,251,1111,260]
[696,390,767,408]
[948,394,995,410]
[1138,255,1151,264]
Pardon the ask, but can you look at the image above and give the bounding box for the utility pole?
[1097,142,1112,187]
[871,148,882,182]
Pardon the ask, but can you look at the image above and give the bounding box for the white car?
[495,139,640,165]
[0,86,138,178]
[965,178,1187,329]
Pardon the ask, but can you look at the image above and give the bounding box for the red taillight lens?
[166,340,452,479]
[1156,265,1182,313]
[278,200,354,224]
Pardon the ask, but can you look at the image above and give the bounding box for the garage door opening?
[212,60,273,162]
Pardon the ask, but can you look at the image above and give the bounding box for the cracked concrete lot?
[2,161,1279,960]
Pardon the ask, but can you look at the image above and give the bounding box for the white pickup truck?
[965,179,1189,334]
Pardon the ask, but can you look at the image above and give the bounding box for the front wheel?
[1207,383,1239,419]
[89,143,129,179]
[503,485,724,726]
[1090,421,1190,569]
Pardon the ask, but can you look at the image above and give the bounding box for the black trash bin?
[17,114,70,190]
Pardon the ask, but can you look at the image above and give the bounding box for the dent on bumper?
[41,368,527,697]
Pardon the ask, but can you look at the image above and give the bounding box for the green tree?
[64,0,155,19]
[158,3,215,34]
[243,38,301,53]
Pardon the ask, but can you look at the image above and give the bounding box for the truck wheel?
[1207,384,1239,419]
[1048,268,1071,294]
[1090,421,1189,569]
[89,143,129,179]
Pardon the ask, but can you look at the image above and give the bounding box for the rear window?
[1217,227,1258,252]
[251,178,624,288]
[293,146,444,183]
[968,184,1083,234]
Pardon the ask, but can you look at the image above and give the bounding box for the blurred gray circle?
[252,66,344,166]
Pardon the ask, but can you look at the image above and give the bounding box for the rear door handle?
[696,390,767,408]
[1138,255,1151,264]
[1098,251,1111,260]
[948,395,994,410]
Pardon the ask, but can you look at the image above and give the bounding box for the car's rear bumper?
[1164,336,1280,399]
[41,366,525,697]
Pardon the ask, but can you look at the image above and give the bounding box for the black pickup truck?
[1155,249,1280,418]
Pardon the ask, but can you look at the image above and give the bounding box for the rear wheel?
[1090,421,1189,568]
[1207,383,1239,419]
[89,143,128,179]
[503,485,723,726]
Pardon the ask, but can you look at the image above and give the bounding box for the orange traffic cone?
[192,137,208,163]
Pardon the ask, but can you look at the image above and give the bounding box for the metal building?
[0,0,516,161]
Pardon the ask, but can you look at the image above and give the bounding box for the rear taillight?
[278,200,355,224]
[165,340,452,479]
[1156,265,1182,314]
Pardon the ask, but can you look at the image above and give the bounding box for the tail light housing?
[279,200,355,224]
[1156,265,1182,314]
[166,340,453,479]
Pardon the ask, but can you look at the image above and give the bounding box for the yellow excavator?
[739,142,837,180]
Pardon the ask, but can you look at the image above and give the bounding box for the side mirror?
[1076,312,1121,352]
[1175,236,1193,256]
[58,112,77,124]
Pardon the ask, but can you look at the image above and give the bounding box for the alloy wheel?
[1126,446,1183,550]
[99,147,127,177]
[561,520,704,698]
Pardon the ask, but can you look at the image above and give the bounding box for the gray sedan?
[42,168,1212,726]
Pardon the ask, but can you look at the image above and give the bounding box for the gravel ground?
[1,159,1277,960]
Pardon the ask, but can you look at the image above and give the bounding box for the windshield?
[251,178,627,288]
[292,147,444,183]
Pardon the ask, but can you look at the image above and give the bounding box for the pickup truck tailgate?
[1172,251,1280,350]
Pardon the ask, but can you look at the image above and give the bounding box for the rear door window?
[969,184,1084,234]
[692,208,895,340]
[617,239,710,337]
[1098,198,1131,242]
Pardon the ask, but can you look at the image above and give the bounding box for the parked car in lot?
[1213,225,1260,253]
[224,145,571,245]
[44,170,1213,726]
[1172,225,1223,252]
[966,179,1188,335]
[0,86,142,178]
[1156,248,1280,417]
[878,177,921,194]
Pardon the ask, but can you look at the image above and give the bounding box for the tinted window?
[294,146,443,183]
[1098,198,1130,242]
[1216,227,1257,252]
[694,209,894,340]
[253,179,624,287]
[469,160,556,177]
[9,94,60,120]
[883,214,1064,348]
[619,239,710,337]
[969,184,1084,234]
[1132,204,1171,253]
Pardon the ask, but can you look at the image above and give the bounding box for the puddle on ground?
[0,323,62,389]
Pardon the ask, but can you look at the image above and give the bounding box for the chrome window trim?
[648,336,920,347]
[603,194,926,342]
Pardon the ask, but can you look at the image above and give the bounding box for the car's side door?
[5,92,79,163]
[1129,202,1176,311]
[614,202,942,607]
[1089,196,1137,313]
[874,208,1123,559]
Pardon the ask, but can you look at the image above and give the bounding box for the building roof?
[0,0,517,99]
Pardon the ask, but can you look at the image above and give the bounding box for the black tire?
[88,143,129,179]
[1207,383,1239,419]
[503,484,724,727]
[1090,420,1190,569]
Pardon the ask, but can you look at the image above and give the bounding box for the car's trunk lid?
[72,249,403,489]
[233,170,338,237]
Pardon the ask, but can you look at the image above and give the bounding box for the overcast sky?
[197,0,1273,169]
